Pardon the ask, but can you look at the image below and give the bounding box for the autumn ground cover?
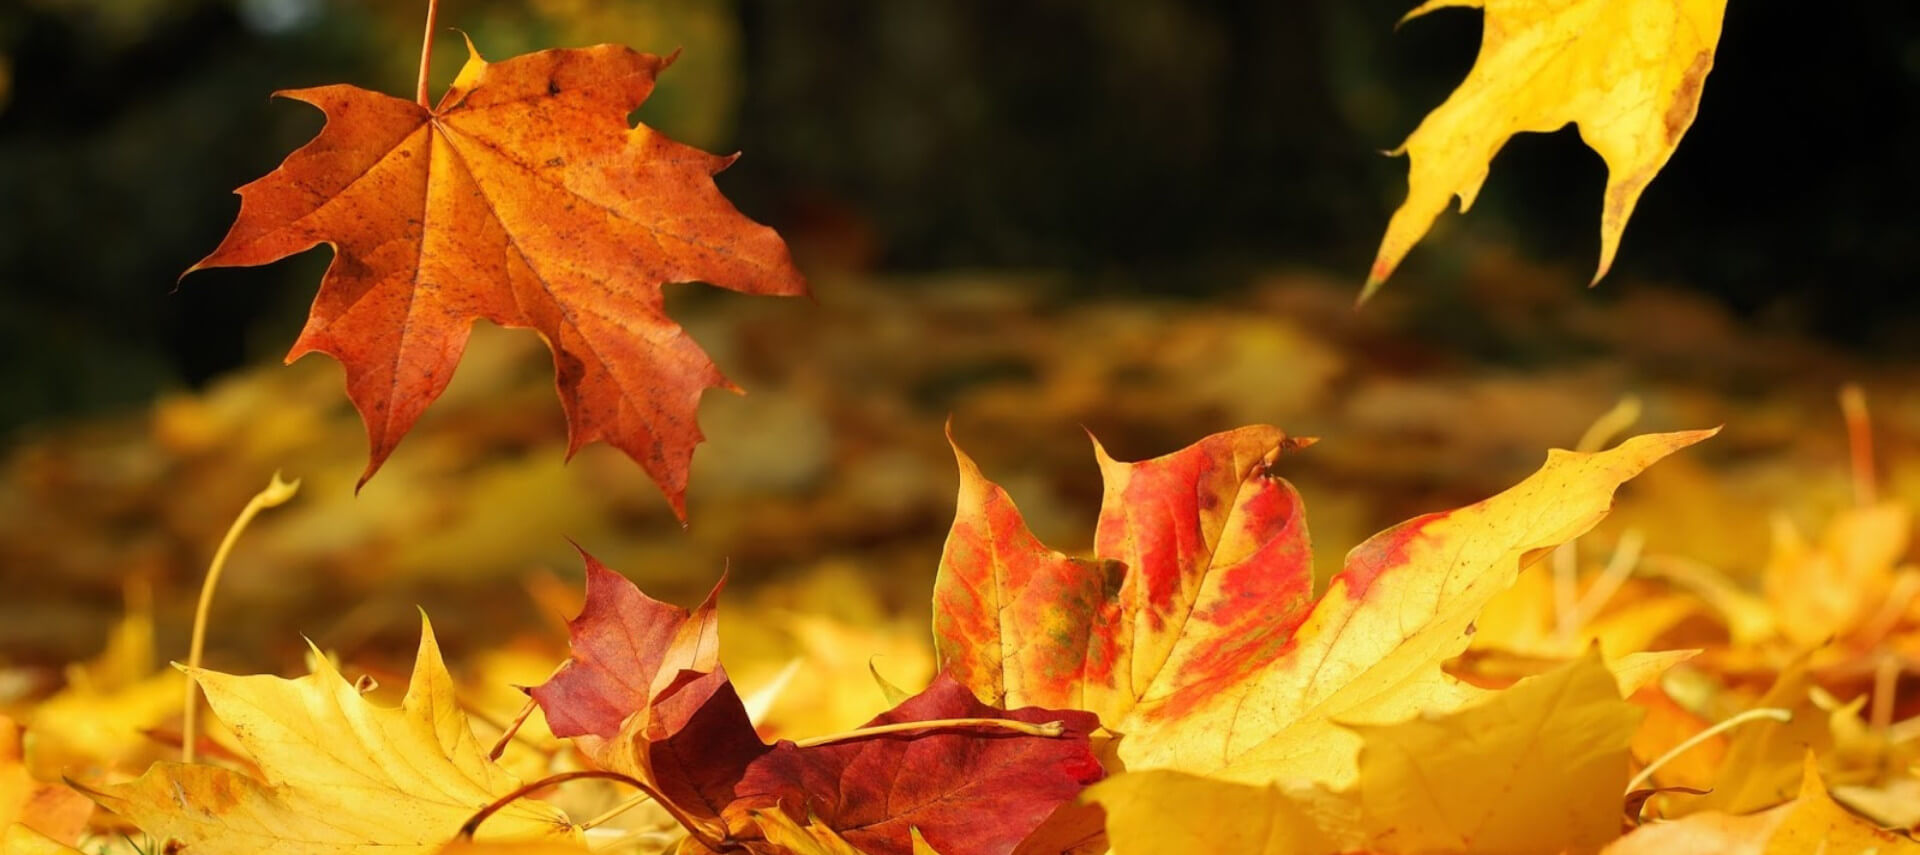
[4,0,1920,853]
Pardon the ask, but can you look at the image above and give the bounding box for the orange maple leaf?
[187,40,806,515]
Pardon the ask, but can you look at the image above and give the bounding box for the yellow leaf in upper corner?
[1367,0,1728,295]
[82,617,578,855]
[1092,650,1642,855]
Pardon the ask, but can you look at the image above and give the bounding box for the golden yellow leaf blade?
[1368,0,1728,295]
[85,616,576,854]
[1343,649,1640,854]
[1093,650,1640,855]
[0,824,85,855]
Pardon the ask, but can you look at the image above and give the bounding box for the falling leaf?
[186,39,807,514]
[1368,0,1728,293]
[84,617,577,854]
[935,424,1711,787]
[1091,650,1643,854]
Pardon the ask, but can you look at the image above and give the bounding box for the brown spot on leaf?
[1664,52,1713,144]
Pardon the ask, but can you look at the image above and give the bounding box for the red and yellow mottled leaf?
[936,425,1710,787]
[188,40,806,514]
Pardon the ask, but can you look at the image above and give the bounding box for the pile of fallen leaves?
[6,0,1920,854]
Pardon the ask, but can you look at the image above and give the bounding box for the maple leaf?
[83,617,578,854]
[1366,0,1728,296]
[934,423,1710,787]
[729,676,1103,855]
[1089,649,1645,855]
[187,39,807,515]
[530,556,1103,855]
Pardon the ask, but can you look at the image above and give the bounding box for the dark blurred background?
[2,0,1916,434]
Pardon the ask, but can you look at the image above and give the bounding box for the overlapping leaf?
[531,556,1103,855]
[1090,650,1644,854]
[83,618,577,854]
[187,40,806,514]
[936,424,1710,786]
[1368,0,1728,294]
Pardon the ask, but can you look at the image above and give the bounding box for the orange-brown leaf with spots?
[188,41,806,515]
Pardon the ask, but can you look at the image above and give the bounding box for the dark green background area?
[2,0,1916,434]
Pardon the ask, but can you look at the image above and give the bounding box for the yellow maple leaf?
[1091,650,1643,854]
[1367,0,1728,296]
[82,617,578,854]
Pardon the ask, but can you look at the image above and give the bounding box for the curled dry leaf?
[186,39,807,515]
[82,618,577,855]
[1368,0,1728,294]
[935,423,1711,788]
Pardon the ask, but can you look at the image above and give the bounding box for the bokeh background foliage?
[2,0,1919,686]
[3,0,1918,431]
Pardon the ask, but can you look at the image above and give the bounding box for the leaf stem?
[485,695,540,761]
[578,790,656,831]
[182,472,300,764]
[416,0,442,108]
[791,717,1066,749]
[457,769,725,852]
[1626,707,1791,794]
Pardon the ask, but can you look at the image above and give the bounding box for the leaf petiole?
[1626,706,1792,794]
[416,0,441,108]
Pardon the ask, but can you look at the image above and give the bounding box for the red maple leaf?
[531,555,1104,855]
